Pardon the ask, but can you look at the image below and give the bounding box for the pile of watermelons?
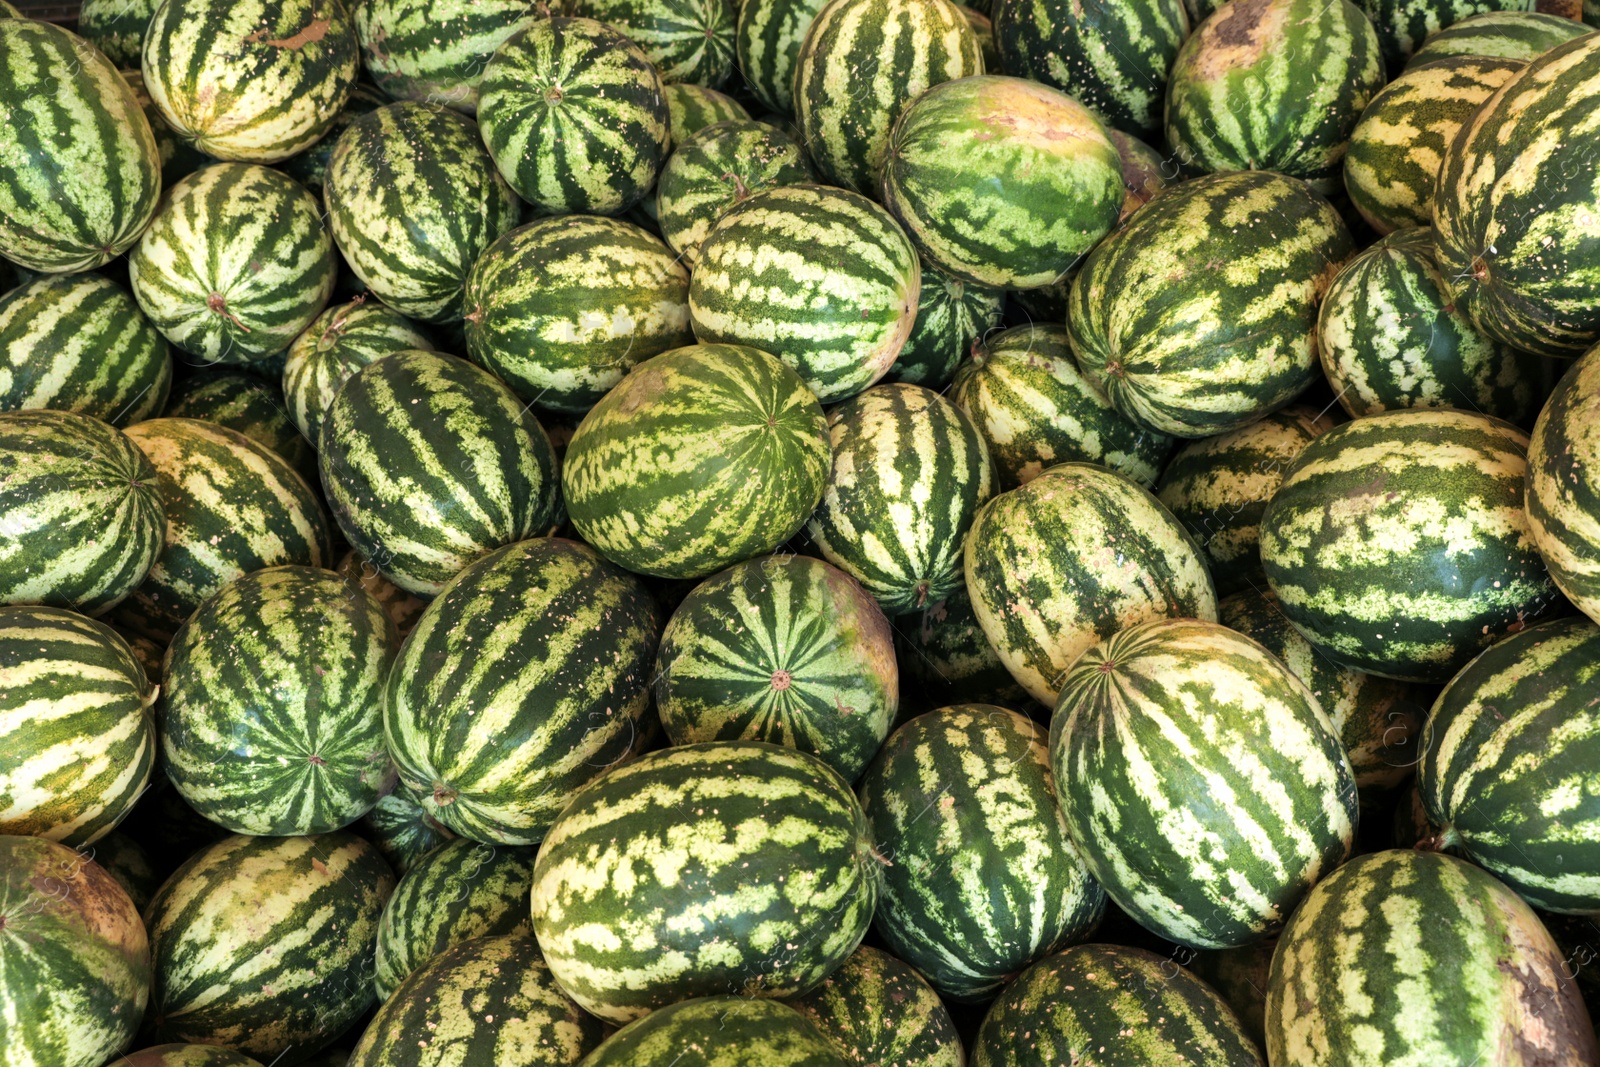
[4,0,1600,1061]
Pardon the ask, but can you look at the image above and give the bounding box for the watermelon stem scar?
[207,292,251,331]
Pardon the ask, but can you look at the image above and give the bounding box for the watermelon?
[113,418,333,647]
[1051,618,1358,949]
[129,163,335,364]
[1528,344,1600,624]
[1266,849,1596,1065]
[1154,406,1337,595]
[883,75,1124,290]
[689,184,920,403]
[793,0,982,195]
[805,383,992,615]
[654,553,897,782]
[562,343,830,580]
[373,838,538,1000]
[965,4,998,68]
[884,265,1004,389]
[274,82,386,198]
[79,0,161,66]
[140,0,359,163]
[463,215,692,414]
[91,830,164,913]
[785,945,962,1067]
[0,835,150,1067]
[120,1047,265,1067]
[972,944,1263,1066]
[1407,8,1594,64]
[963,461,1217,707]
[1108,128,1169,219]
[664,82,751,141]
[735,0,828,114]
[353,0,537,112]
[568,0,737,86]
[318,349,559,597]
[1434,34,1600,358]
[1420,616,1600,912]
[282,296,432,446]
[894,588,1034,710]
[1166,0,1383,195]
[165,371,316,482]
[335,549,425,640]
[324,101,520,324]
[529,740,880,1023]
[1360,0,1538,67]
[991,0,1190,139]
[860,704,1105,1000]
[1066,170,1354,439]
[951,322,1173,491]
[0,21,160,274]
[478,17,671,215]
[0,410,165,616]
[580,996,848,1067]
[1259,408,1558,683]
[1344,55,1523,234]
[0,606,155,845]
[120,68,215,188]
[385,537,659,844]
[357,789,453,876]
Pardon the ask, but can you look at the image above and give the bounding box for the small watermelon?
[282,296,432,447]
[785,946,963,1067]
[884,265,1004,390]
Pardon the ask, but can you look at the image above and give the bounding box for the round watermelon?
[785,946,963,1067]
[282,296,432,447]
[567,0,737,86]
[884,265,1004,389]
[353,0,537,112]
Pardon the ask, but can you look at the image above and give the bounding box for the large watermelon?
[79,0,161,66]
[282,296,432,446]
[884,264,1004,389]
[1407,9,1594,65]
[785,945,963,1067]
[567,0,736,86]
[1527,343,1600,623]
[734,0,829,114]
[353,0,537,112]
[164,371,315,483]
[580,996,848,1067]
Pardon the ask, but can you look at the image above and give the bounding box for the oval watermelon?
[885,265,1004,389]
[1527,343,1600,625]
[353,0,537,112]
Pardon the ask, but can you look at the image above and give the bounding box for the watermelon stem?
[206,292,251,332]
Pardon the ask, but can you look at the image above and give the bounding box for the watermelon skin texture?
[318,349,560,597]
[120,68,217,189]
[1358,0,1532,67]
[142,831,395,1063]
[0,606,155,846]
[663,83,750,143]
[479,17,671,216]
[1434,34,1600,357]
[274,82,385,199]
[562,343,830,580]
[530,741,880,1023]
[283,296,432,447]
[579,996,849,1067]
[654,554,897,783]
[1266,850,1598,1066]
[895,588,1034,710]
[734,0,829,114]
[568,0,737,86]
[0,835,150,1067]
[1052,619,1358,950]
[326,101,521,324]
[1260,408,1559,683]
[79,0,160,66]
[353,0,536,113]
[859,705,1105,1000]
[0,20,161,272]
[885,265,1004,389]
[1407,10,1594,65]
[385,537,660,845]
[1066,170,1353,439]
[119,1045,266,1067]
[165,371,316,484]
[964,461,1217,707]
[140,0,358,163]
[972,944,1263,1067]
[1420,617,1600,913]
[785,946,962,1067]
[357,789,452,877]
[1528,344,1600,624]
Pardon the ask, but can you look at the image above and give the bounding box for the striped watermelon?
[562,343,830,580]
[1345,55,1523,235]
[1360,0,1538,67]
[884,265,1003,389]
[373,838,538,1000]
[129,163,335,363]
[569,0,737,85]
[120,1048,265,1067]
[805,383,992,615]
[478,17,671,215]
[1420,616,1600,912]
[80,0,161,66]
[581,996,848,1066]
[793,0,983,195]
[140,0,359,163]
[1154,406,1337,596]
[141,831,395,1062]
[357,789,452,876]
[0,20,160,274]
[282,296,431,446]
[1528,344,1600,624]
[161,566,396,836]
[972,944,1263,1066]
[689,184,920,403]
[786,946,962,1067]
[734,0,828,114]
[1266,850,1597,1065]
[951,322,1173,491]
[1434,34,1600,357]
[1408,8,1594,64]
[654,554,897,782]
[1066,170,1354,439]
[991,0,1190,139]
[324,101,520,323]
[354,932,605,1066]
[0,411,165,616]
[655,119,814,267]
[663,82,750,142]
[121,68,215,188]
[529,740,880,1022]
[1051,618,1358,949]
[963,462,1217,707]
[275,82,386,198]
[165,371,316,483]
[1259,409,1558,683]
[386,537,660,844]
[318,349,559,597]
[895,588,1033,710]
[883,75,1122,290]
[860,704,1104,1000]
[0,834,150,1067]
[1166,0,1383,195]
[0,606,155,845]
[463,215,692,414]
[353,0,537,112]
